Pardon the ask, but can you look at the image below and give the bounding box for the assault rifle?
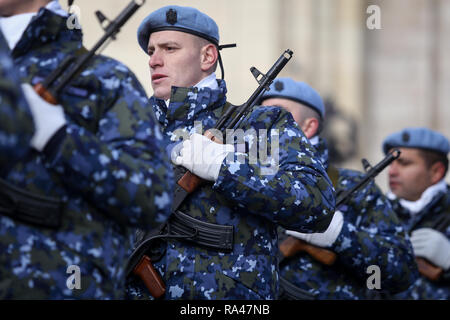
[34,0,146,103]
[172,49,294,211]
[279,149,401,265]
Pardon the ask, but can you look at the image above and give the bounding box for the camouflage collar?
[391,187,450,231]
[12,7,82,58]
[150,79,227,129]
[312,136,330,170]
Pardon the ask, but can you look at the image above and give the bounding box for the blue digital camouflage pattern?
[0,30,34,166]
[390,186,450,300]
[128,80,336,300]
[279,138,418,299]
[0,8,173,298]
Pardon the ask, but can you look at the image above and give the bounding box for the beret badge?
[166,9,177,25]
[274,81,284,92]
[402,132,410,143]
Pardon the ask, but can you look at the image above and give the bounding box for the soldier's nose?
[149,53,163,69]
[388,164,398,177]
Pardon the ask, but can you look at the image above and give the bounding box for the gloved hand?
[411,228,450,270]
[285,210,344,248]
[21,84,67,151]
[172,133,234,182]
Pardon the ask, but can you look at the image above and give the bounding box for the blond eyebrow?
[147,40,180,51]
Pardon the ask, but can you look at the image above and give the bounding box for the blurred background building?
[63,0,450,190]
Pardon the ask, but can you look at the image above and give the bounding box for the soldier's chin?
[392,189,409,200]
[389,184,403,196]
[152,87,170,101]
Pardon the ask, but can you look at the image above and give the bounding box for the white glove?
[21,84,67,151]
[411,228,450,270]
[172,133,234,182]
[285,210,344,248]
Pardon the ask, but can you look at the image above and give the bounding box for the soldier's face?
[0,0,50,16]
[388,147,435,201]
[147,30,205,100]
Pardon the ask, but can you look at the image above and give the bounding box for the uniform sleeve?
[213,107,335,233]
[0,32,34,166]
[331,178,418,294]
[42,64,174,230]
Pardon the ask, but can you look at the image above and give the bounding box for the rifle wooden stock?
[416,257,443,282]
[133,255,166,298]
[177,130,223,193]
[279,236,337,266]
[33,83,58,105]
[177,171,205,193]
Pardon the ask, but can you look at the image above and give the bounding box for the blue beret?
[261,77,325,119]
[382,127,450,155]
[137,5,219,54]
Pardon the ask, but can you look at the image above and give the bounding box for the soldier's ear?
[200,43,218,72]
[430,161,446,185]
[301,117,319,140]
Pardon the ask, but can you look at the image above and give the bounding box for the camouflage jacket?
[142,82,335,300]
[280,137,418,299]
[390,186,450,300]
[0,8,173,298]
[0,30,34,167]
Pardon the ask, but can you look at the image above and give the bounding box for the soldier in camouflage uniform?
[0,29,34,167]
[0,0,173,298]
[129,6,336,300]
[261,77,417,299]
[382,128,450,299]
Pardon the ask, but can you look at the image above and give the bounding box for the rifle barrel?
[336,149,401,207]
[50,0,145,97]
[223,49,293,130]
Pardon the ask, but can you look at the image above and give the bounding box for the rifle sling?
[279,276,316,300]
[0,178,63,229]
